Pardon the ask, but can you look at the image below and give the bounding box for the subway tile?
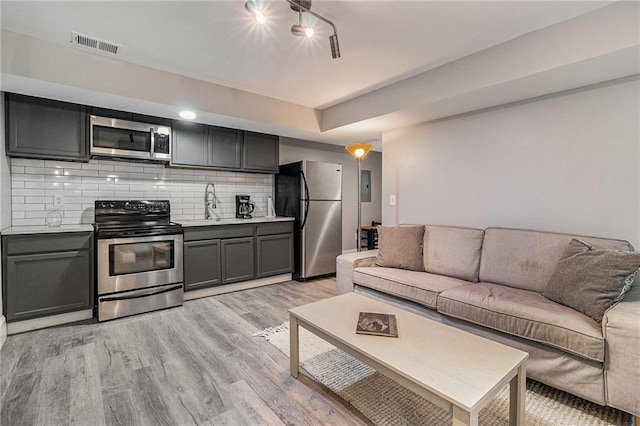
[129,172,158,180]
[25,181,63,190]
[24,167,66,176]
[11,181,25,189]
[13,204,45,211]
[13,175,45,182]
[12,219,45,226]
[12,211,25,219]
[64,182,99,191]
[12,189,45,196]
[45,189,82,197]
[25,211,49,219]
[12,196,25,204]
[11,158,44,167]
[11,165,25,174]
[63,169,100,177]
[114,164,140,172]
[82,163,114,171]
[99,170,130,179]
[26,196,53,204]
[45,160,83,169]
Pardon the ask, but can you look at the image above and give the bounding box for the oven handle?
[99,284,183,302]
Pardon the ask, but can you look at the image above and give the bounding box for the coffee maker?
[235,195,255,219]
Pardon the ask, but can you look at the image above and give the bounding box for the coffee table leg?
[290,315,299,378]
[509,364,526,426]
[452,406,477,426]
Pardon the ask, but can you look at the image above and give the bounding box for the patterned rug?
[254,322,634,426]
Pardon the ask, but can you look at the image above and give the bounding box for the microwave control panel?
[154,133,170,154]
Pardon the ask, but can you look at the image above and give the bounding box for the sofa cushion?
[438,282,605,362]
[544,239,640,323]
[353,267,468,309]
[423,225,484,282]
[479,227,633,292]
[375,226,425,271]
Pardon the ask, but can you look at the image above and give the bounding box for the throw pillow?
[376,226,425,271]
[543,239,640,322]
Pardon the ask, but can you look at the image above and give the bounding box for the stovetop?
[94,200,182,239]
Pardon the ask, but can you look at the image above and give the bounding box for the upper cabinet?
[242,131,279,173]
[171,121,279,173]
[209,126,242,169]
[5,93,89,162]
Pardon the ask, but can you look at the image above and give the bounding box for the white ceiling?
[1,0,627,147]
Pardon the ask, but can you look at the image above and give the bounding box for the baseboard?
[183,274,292,301]
[7,309,93,335]
[0,315,7,349]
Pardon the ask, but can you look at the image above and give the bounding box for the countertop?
[1,224,95,236]
[0,217,294,235]
[177,217,294,227]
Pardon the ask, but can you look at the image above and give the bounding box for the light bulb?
[354,148,365,158]
[179,111,196,120]
[305,27,314,38]
[255,11,266,23]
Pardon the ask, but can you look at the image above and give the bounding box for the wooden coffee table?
[289,292,528,426]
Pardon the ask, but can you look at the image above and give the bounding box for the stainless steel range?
[94,200,184,322]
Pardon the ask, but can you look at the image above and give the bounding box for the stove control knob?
[124,202,131,210]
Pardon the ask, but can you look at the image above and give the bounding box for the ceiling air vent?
[71,32,121,55]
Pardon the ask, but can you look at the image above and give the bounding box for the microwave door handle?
[150,128,155,158]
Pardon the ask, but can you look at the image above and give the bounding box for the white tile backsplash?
[9,158,273,226]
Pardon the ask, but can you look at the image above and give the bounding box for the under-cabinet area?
[183,220,293,292]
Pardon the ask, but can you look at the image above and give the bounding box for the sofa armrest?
[336,250,378,294]
[603,282,640,416]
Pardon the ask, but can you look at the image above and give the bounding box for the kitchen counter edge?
[1,224,95,236]
[177,217,294,227]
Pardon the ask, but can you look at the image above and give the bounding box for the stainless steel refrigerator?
[275,161,342,281]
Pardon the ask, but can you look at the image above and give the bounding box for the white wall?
[0,92,10,346]
[279,137,382,251]
[382,76,640,247]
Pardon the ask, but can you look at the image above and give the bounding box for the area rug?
[254,322,633,426]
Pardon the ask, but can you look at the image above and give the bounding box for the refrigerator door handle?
[300,171,310,230]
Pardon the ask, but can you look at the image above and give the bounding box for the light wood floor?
[1,279,369,425]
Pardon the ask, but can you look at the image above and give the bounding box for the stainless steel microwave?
[90,116,172,162]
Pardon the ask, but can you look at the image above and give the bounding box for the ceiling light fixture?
[286,0,340,59]
[245,1,266,23]
[179,111,196,120]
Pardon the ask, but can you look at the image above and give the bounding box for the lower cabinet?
[184,239,222,290]
[2,232,94,322]
[221,237,255,284]
[257,234,293,278]
[183,222,293,292]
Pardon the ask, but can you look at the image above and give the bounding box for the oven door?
[97,234,183,295]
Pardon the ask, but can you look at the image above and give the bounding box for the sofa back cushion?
[423,225,484,282]
[376,226,425,271]
[479,227,633,292]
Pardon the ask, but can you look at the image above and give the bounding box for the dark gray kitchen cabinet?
[256,234,293,278]
[2,232,94,322]
[256,222,293,278]
[242,131,279,173]
[5,93,89,161]
[171,120,209,167]
[184,239,222,290]
[221,237,255,284]
[208,126,242,169]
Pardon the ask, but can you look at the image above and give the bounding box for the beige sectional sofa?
[336,226,640,417]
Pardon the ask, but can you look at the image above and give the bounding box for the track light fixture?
[245,1,266,23]
[285,0,340,59]
[244,0,340,59]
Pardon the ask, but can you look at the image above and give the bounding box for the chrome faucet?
[205,182,218,220]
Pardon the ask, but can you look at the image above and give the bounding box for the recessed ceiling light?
[179,111,196,120]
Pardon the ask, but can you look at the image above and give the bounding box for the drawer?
[256,222,293,236]
[3,232,93,255]
[184,224,254,241]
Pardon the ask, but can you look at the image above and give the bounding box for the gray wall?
[382,76,640,247]
[279,137,382,252]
